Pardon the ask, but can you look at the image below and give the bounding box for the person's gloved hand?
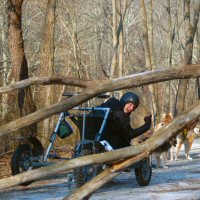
[144,115,152,124]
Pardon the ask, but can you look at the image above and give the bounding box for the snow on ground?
[1,139,200,200]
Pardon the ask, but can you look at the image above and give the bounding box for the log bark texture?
[64,151,149,200]
[7,0,37,136]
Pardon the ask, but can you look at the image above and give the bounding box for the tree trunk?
[37,0,56,142]
[140,0,157,124]
[156,82,164,122]
[166,0,175,66]
[118,0,128,97]
[148,0,155,69]
[174,0,200,116]
[1,1,10,119]
[118,0,127,77]
[110,0,118,78]
[7,0,37,136]
[166,0,176,114]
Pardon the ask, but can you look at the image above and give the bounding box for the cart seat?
[72,111,114,141]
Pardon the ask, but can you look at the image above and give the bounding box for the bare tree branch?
[64,151,149,200]
[0,64,200,138]
[0,64,200,94]
[0,76,92,94]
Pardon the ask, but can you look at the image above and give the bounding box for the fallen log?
[64,151,149,200]
[64,101,200,199]
[0,100,199,190]
[1,64,200,138]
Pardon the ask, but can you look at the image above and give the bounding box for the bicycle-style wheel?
[74,148,101,188]
[11,144,33,186]
[134,157,152,186]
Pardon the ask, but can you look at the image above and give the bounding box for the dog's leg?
[169,146,174,161]
[186,135,194,160]
[189,136,194,151]
[175,142,182,161]
[161,151,168,168]
[184,141,192,160]
[154,152,162,168]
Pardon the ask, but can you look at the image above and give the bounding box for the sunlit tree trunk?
[166,0,176,114]
[72,29,81,78]
[117,0,128,97]
[140,0,157,124]
[110,0,118,78]
[118,0,127,77]
[167,0,174,66]
[118,25,123,79]
[148,0,155,69]
[110,0,130,97]
[37,0,56,141]
[0,2,10,152]
[1,1,10,119]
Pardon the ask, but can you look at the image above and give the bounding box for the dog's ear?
[162,112,173,123]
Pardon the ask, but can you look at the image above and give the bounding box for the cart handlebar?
[62,93,110,99]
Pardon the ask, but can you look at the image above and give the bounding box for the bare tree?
[140,0,159,124]
[36,0,57,140]
[0,0,11,119]
[174,0,200,116]
[166,0,176,113]
[110,0,118,78]
[7,0,37,136]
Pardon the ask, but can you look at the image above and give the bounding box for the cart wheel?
[134,157,152,186]
[28,137,43,156]
[73,149,101,188]
[11,144,33,186]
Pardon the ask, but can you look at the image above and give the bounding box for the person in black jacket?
[100,92,152,149]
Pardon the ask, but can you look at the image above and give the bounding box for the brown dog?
[175,126,199,160]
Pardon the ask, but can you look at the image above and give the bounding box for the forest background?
[0,0,200,160]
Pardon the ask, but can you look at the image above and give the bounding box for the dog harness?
[180,129,188,139]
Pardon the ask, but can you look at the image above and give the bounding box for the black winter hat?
[120,92,140,108]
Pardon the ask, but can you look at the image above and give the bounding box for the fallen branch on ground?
[64,151,149,200]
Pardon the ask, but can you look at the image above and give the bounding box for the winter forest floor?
[1,139,200,200]
[0,154,12,179]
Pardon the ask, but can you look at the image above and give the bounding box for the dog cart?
[10,93,152,187]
